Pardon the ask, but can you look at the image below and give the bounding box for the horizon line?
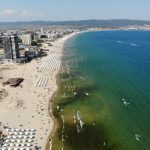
[0,19,150,23]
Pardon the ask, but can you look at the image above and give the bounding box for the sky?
[0,0,150,22]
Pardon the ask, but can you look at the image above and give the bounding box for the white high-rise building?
[2,35,19,59]
[21,34,32,45]
[41,28,44,34]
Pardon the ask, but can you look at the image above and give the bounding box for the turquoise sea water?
[53,31,150,150]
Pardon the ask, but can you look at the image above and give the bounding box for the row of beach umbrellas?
[2,142,32,147]
[1,148,32,150]
[0,128,36,149]
[5,128,36,132]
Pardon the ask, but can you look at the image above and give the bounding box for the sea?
[52,31,150,150]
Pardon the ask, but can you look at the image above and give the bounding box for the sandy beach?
[0,32,77,150]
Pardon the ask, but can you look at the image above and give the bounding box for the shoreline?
[0,32,78,150]
[45,32,78,150]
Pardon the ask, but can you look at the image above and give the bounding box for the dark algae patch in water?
[57,71,98,108]
[62,123,118,150]
[54,120,118,150]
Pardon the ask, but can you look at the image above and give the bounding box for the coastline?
[0,32,78,150]
[45,32,78,150]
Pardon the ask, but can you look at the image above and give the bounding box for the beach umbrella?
[6,128,10,132]
[19,132,24,135]
[13,135,17,139]
[7,135,11,139]
[5,139,10,143]
[25,136,29,139]
[17,139,21,143]
[30,132,35,135]
[21,143,25,147]
[11,128,15,132]
[14,132,18,135]
[18,143,22,147]
[3,143,8,147]
[29,136,34,139]
[21,135,25,138]
[21,129,25,132]
[15,143,19,147]
[27,143,32,147]
[8,132,13,135]
[16,129,20,132]
[11,139,15,143]
[18,135,23,139]
[25,132,29,135]
[25,148,31,150]
[31,129,36,132]
[22,139,26,142]
[28,139,33,143]
[9,143,14,147]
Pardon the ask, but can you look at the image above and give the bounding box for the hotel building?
[21,34,32,45]
[2,35,20,60]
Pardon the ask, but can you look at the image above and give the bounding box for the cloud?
[22,10,35,17]
[21,10,44,18]
[0,8,44,19]
[0,9,17,16]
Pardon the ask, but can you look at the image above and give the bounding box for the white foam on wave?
[130,43,138,47]
[117,41,138,47]
[73,115,76,123]
[61,115,65,142]
[135,134,141,142]
[80,120,85,129]
[117,40,123,43]
[121,98,130,106]
[57,105,60,110]
[79,76,85,80]
[117,40,126,44]
[75,110,85,132]
[85,92,89,96]
[76,124,80,133]
[74,92,77,95]
[77,111,80,121]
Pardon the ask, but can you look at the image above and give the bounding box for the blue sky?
[0,0,150,22]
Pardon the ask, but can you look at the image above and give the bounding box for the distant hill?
[0,19,150,28]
